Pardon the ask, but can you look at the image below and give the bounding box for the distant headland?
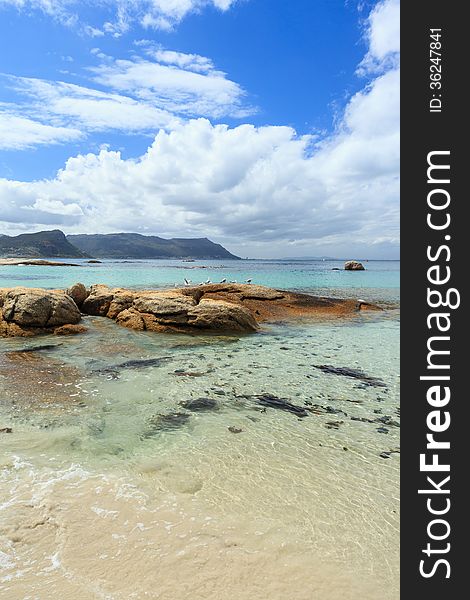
[0,230,240,260]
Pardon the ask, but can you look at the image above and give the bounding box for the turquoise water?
[0,259,400,303]
[0,260,400,599]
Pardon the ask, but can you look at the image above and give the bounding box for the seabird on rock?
[220,278,227,283]
[245,278,252,284]
[184,278,191,286]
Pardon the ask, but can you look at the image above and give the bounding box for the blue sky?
[0,0,399,258]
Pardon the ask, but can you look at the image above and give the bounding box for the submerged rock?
[54,324,88,335]
[93,356,172,378]
[180,398,219,412]
[143,412,191,436]
[9,344,61,353]
[314,365,387,388]
[243,394,309,417]
[117,357,172,369]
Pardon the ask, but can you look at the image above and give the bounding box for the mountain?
[0,230,89,258]
[67,233,240,260]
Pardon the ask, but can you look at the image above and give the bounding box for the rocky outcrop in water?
[81,283,381,335]
[344,261,365,271]
[1,283,382,337]
[83,284,259,333]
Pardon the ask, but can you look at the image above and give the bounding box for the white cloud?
[89,51,252,119]
[0,0,240,32]
[7,76,181,133]
[0,108,82,150]
[358,0,400,74]
[0,101,398,256]
[0,48,251,147]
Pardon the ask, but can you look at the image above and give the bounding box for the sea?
[0,259,399,600]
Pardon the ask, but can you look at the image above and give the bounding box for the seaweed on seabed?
[141,412,191,438]
[313,365,387,388]
[179,398,219,412]
[237,393,310,417]
[92,356,173,379]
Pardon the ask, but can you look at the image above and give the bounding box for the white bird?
[205,278,212,284]
[230,280,237,283]
[245,278,252,284]
[184,278,191,286]
[220,278,227,283]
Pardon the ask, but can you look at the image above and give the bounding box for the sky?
[0,0,400,259]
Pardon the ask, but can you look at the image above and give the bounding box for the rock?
[376,415,400,428]
[66,283,89,308]
[115,308,145,330]
[81,284,115,316]
[11,344,61,353]
[54,324,88,335]
[107,293,135,319]
[180,398,219,412]
[248,394,309,417]
[142,413,191,437]
[0,288,81,336]
[87,259,102,264]
[325,420,343,430]
[93,357,172,379]
[377,427,389,434]
[344,261,365,271]
[228,426,243,434]
[187,299,258,332]
[117,358,172,369]
[2,282,384,337]
[174,371,206,377]
[0,427,13,433]
[351,416,375,423]
[133,293,196,318]
[314,365,387,388]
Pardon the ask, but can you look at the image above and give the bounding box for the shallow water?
[0,261,399,599]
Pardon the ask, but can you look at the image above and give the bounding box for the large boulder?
[0,288,82,336]
[344,261,365,271]
[187,299,258,331]
[113,292,257,332]
[1,288,81,327]
[132,292,196,319]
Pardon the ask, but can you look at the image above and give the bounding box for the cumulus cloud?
[0,0,400,258]
[0,109,398,256]
[0,0,239,33]
[358,0,400,74]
